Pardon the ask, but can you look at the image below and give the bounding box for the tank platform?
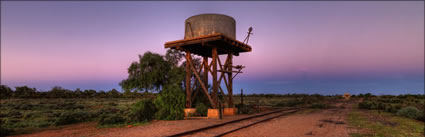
[164,33,252,57]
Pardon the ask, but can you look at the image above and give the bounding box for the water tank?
[184,14,236,39]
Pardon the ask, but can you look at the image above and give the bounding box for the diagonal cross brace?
[186,55,216,108]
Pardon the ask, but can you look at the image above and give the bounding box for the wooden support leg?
[212,47,218,108]
[185,51,192,108]
[203,57,209,95]
[227,53,233,107]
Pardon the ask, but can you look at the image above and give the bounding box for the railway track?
[167,107,303,137]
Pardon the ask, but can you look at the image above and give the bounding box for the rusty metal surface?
[185,14,236,39]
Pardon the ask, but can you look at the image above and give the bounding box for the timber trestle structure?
[165,33,252,109]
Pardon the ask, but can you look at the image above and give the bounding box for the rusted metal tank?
[185,13,236,39]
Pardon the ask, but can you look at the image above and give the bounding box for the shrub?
[55,111,93,125]
[195,103,208,116]
[236,104,258,114]
[275,100,304,107]
[19,104,33,110]
[23,113,35,120]
[397,106,424,120]
[376,102,385,110]
[0,118,13,136]
[275,102,286,107]
[36,121,50,128]
[98,114,126,126]
[287,100,304,107]
[384,104,398,113]
[0,126,13,136]
[311,103,328,109]
[358,101,372,109]
[108,102,118,106]
[154,84,185,120]
[8,111,23,118]
[129,99,156,122]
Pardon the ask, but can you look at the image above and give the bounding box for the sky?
[1,1,424,95]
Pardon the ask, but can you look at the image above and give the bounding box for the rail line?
[167,107,303,137]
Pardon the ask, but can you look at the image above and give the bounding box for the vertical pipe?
[227,53,233,107]
[185,51,192,108]
[212,47,218,108]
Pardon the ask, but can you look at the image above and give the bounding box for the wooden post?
[185,51,192,108]
[227,53,233,107]
[212,47,218,108]
[241,89,244,107]
[203,57,208,94]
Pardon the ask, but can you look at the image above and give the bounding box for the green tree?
[120,52,171,93]
[0,85,13,99]
[97,90,107,98]
[14,86,37,98]
[165,49,184,66]
[83,89,97,98]
[74,88,83,98]
[47,86,69,98]
[154,84,185,120]
[120,49,189,93]
[107,89,121,98]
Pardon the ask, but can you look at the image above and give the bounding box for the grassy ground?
[347,104,424,137]
[0,98,141,135]
[1,96,313,135]
[0,96,304,135]
[232,96,293,106]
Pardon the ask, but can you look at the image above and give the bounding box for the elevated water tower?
[165,13,252,118]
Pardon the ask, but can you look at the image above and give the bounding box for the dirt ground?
[12,102,353,137]
[223,102,352,137]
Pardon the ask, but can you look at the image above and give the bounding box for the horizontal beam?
[218,70,243,73]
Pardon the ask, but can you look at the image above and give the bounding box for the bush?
[36,121,51,128]
[195,103,208,116]
[311,103,328,109]
[275,100,304,107]
[154,84,185,120]
[7,111,22,118]
[0,126,13,137]
[98,114,127,126]
[384,104,398,113]
[397,106,424,120]
[0,118,13,136]
[19,104,33,110]
[55,111,93,125]
[358,101,373,109]
[108,102,118,106]
[236,104,258,114]
[129,99,156,122]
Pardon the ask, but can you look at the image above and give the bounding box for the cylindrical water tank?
[184,14,236,39]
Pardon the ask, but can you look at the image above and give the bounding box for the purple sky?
[1,1,424,95]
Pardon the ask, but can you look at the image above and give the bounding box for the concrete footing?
[207,109,219,118]
[184,108,196,117]
[223,108,237,116]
